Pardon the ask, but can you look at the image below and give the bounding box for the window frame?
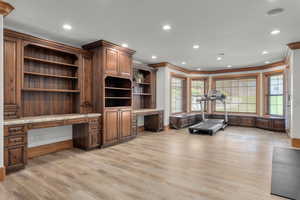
[189,77,208,112]
[170,73,188,114]
[211,73,260,115]
[263,70,285,117]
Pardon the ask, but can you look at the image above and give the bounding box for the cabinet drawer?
[5,135,27,147]
[88,118,99,125]
[4,125,27,136]
[65,118,88,125]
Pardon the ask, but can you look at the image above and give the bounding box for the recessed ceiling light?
[122,43,128,48]
[267,8,284,16]
[217,57,222,61]
[227,65,232,68]
[152,55,157,59]
[162,24,171,31]
[182,62,186,65]
[265,61,270,64]
[197,68,201,71]
[271,29,280,35]
[62,24,72,30]
[193,44,200,49]
[262,50,269,55]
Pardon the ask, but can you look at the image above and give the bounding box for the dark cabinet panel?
[5,145,27,173]
[105,48,119,76]
[119,109,132,140]
[104,109,119,146]
[119,52,132,78]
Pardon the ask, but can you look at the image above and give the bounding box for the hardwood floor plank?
[0,127,289,200]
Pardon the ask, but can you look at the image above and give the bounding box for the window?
[190,79,206,111]
[214,76,257,113]
[266,74,284,116]
[171,75,186,113]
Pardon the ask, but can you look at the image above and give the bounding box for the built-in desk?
[4,113,101,174]
[133,109,164,135]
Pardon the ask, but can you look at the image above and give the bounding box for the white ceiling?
[4,0,300,70]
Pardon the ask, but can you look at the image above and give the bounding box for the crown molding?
[288,42,300,50]
[149,60,286,75]
[0,1,14,16]
[82,40,136,55]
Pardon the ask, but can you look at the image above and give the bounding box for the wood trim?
[4,29,90,55]
[164,125,170,131]
[288,42,300,50]
[138,126,144,132]
[0,167,5,182]
[82,40,136,55]
[28,140,74,159]
[149,61,285,75]
[0,1,14,16]
[291,138,300,148]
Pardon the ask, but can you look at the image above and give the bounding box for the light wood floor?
[0,126,290,200]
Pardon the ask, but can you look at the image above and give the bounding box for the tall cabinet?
[83,40,136,147]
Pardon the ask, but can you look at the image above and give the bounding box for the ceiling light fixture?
[162,24,171,31]
[267,8,284,16]
[262,50,269,55]
[197,68,201,71]
[193,45,200,49]
[152,55,157,59]
[182,62,186,65]
[122,43,128,48]
[217,57,222,61]
[227,65,232,68]
[265,61,270,64]
[62,24,72,30]
[271,29,280,35]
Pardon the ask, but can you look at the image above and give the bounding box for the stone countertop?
[4,113,102,126]
[133,109,163,114]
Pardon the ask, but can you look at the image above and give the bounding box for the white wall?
[290,49,300,139]
[157,65,286,127]
[0,16,3,168]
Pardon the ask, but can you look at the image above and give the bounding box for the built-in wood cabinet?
[4,36,22,119]
[83,40,136,148]
[103,108,133,146]
[81,55,93,113]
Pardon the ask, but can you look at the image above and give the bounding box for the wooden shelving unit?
[22,43,80,117]
[105,76,132,107]
[133,64,156,110]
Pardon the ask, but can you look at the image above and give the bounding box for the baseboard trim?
[28,140,73,159]
[291,138,300,148]
[0,167,5,182]
[164,125,170,131]
[138,126,144,132]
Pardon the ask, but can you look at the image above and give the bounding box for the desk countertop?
[133,109,163,114]
[4,113,102,126]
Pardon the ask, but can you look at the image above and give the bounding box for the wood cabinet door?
[119,52,132,77]
[104,48,119,76]
[4,37,22,119]
[104,109,119,145]
[4,145,27,172]
[119,109,132,140]
[81,55,93,113]
[89,131,99,148]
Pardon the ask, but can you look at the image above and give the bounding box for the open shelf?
[105,87,132,91]
[133,93,151,96]
[22,88,80,93]
[24,71,78,79]
[105,76,132,107]
[135,82,151,85]
[24,56,78,68]
[22,43,80,117]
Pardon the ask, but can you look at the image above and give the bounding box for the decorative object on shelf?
[134,71,144,83]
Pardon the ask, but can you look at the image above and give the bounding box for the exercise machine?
[189,90,228,135]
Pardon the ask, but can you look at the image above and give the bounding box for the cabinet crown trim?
[0,1,14,16]
[82,40,136,55]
